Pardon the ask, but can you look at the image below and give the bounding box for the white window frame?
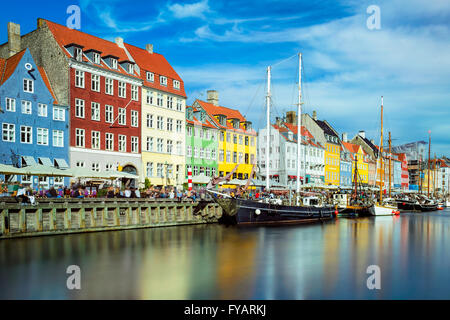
[105,78,114,95]
[21,100,32,114]
[75,99,85,118]
[91,131,101,150]
[131,136,139,153]
[131,85,139,101]
[38,103,47,117]
[105,133,114,151]
[75,70,85,88]
[105,105,113,123]
[2,123,15,142]
[91,102,100,121]
[37,128,49,146]
[23,78,34,93]
[53,106,65,121]
[131,110,139,128]
[20,125,32,144]
[146,72,154,82]
[75,128,85,148]
[5,98,15,112]
[160,76,167,86]
[118,108,126,125]
[173,80,180,90]
[52,130,64,148]
[91,74,100,92]
[118,135,126,152]
[118,81,126,98]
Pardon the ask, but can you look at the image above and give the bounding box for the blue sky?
[1,0,449,156]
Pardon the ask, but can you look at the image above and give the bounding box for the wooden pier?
[0,198,222,239]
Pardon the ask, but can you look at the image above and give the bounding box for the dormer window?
[147,72,154,82]
[93,52,101,64]
[74,47,83,62]
[128,64,134,74]
[173,80,180,90]
[160,76,167,86]
[111,58,118,69]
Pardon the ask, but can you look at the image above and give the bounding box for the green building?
[185,106,219,177]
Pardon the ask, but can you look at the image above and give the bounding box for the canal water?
[1,209,449,300]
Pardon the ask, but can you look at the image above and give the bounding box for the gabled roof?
[195,99,256,135]
[342,141,361,154]
[0,49,58,104]
[0,49,26,85]
[314,119,339,139]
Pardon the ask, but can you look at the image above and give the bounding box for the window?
[105,78,114,95]
[105,163,114,171]
[193,166,199,176]
[23,79,34,93]
[146,91,153,105]
[76,161,85,168]
[157,116,164,130]
[75,70,84,88]
[239,152,243,163]
[200,148,205,159]
[75,128,85,147]
[111,58,118,69]
[92,163,100,172]
[37,128,48,146]
[160,76,167,86]
[167,140,173,154]
[194,147,199,158]
[93,52,101,64]
[105,133,114,151]
[131,137,139,153]
[53,107,65,121]
[146,72,154,82]
[194,128,198,137]
[200,129,204,138]
[105,105,113,123]
[20,126,32,144]
[173,80,180,90]
[131,85,139,101]
[226,151,231,163]
[131,110,139,127]
[157,163,163,177]
[245,136,249,146]
[212,149,216,160]
[176,99,183,111]
[128,64,134,74]
[118,108,126,125]
[177,141,182,155]
[167,96,173,109]
[5,98,15,112]
[167,118,173,131]
[91,131,100,149]
[118,81,126,98]
[2,123,15,142]
[187,146,192,157]
[146,114,153,128]
[239,135,243,145]
[146,136,153,151]
[226,133,231,142]
[75,99,85,118]
[233,152,238,163]
[233,135,237,144]
[206,148,210,160]
[157,138,163,152]
[21,100,32,114]
[176,120,182,133]
[118,135,126,152]
[53,130,64,147]
[146,162,153,177]
[91,102,100,121]
[220,132,224,141]
[187,126,193,137]
[37,104,47,117]
[157,93,163,107]
[91,74,100,92]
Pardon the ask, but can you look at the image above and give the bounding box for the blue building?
[340,147,352,187]
[0,49,70,188]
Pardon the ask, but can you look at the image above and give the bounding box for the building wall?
[340,159,352,187]
[0,49,70,188]
[141,86,186,187]
[352,149,369,185]
[185,123,218,177]
[324,142,340,185]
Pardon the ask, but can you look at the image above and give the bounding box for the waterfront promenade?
[0,198,221,239]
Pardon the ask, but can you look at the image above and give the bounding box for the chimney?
[7,22,21,57]
[312,110,317,120]
[115,37,124,48]
[146,44,153,54]
[286,111,297,125]
[207,90,219,106]
[275,117,282,126]
[358,130,366,139]
[342,132,348,143]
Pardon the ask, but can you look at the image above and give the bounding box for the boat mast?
[389,131,392,198]
[428,131,431,198]
[434,153,437,198]
[296,53,302,199]
[354,155,358,198]
[266,66,271,192]
[379,96,384,204]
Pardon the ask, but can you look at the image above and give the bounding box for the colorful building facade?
[0,48,69,188]
[185,106,219,178]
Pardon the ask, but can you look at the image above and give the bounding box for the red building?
[398,153,409,191]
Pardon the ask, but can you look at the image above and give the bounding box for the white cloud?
[168,0,211,19]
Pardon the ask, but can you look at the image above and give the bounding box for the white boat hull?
[369,204,397,216]
[445,201,450,207]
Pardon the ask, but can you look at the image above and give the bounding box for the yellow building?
[126,44,187,188]
[314,119,341,185]
[194,91,257,188]
[342,142,369,184]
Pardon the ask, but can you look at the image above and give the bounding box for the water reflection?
[0,209,449,299]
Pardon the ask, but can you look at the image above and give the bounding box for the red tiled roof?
[124,43,186,98]
[0,49,26,85]
[37,66,58,105]
[196,99,256,135]
[342,141,361,154]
